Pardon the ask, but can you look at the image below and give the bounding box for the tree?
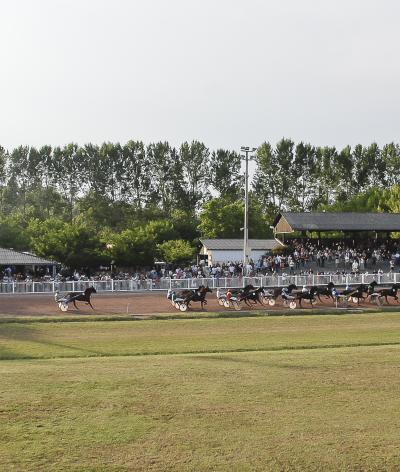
[157,239,196,265]
[121,141,152,207]
[53,144,84,220]
[290,142,316,211]
[0,214,30,250]
[147,142,184,213]
[109,228,156,267]
[198,197,272,239]
[0,146,8,213]
[382,143,400,187]
[253,139,294,213]
[179,141,210,213]
[209,149,243,199]
[28,218,106,270]
[253,142,279,215]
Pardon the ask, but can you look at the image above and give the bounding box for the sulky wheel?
[268,298,276,306]
[179,303,188,312]
[58,302,69,312]
[232,300,241,311]
[174,302,181,310]
[218,298,225,306]
[289,301,297,310]
[260,295,269,306]
[223,300,230,308]
[351,297,358,304]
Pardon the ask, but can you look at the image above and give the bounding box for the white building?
[199,239,284,265]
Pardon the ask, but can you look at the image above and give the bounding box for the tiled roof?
[0,248,56,265]
[274,212,400,232]
[200,239,283,250]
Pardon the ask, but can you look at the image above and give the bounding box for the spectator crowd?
[2,239,400,283]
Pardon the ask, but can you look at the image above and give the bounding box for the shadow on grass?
[1,306,400,326]
[0,323,105,360]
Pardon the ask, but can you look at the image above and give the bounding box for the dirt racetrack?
[0,291,380,317]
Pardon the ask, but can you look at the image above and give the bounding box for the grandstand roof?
[273,212,400,233]
[0,248,56,266]
[200,239,283,250]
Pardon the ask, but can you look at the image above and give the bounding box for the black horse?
[296,286,319,308]
[373,283,400,305]
[239,286,266,307]
[177,285,212,309]
[311,282,335,302]
[65,286,97,310]
[272,284,297,301]
[344,284,367,304]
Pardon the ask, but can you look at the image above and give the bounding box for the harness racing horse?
[296,286,319,308]
[239,285,266,307]
[312,282,335,303]
[374,283,400,305]
[272,284,297,302]
[64,286,97,310]
[347,284,369,305]
[176,285,212,310]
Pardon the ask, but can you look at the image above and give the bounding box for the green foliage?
[320,187,388,213]
[198,197,272,239]
[3,138,400,270]
[0,214,30,250]
[157,239,196,264]
[108,228,155,268]
[28,218,106,270]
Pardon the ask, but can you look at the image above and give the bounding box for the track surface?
[0,291,386,317]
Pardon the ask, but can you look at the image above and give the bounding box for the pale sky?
[1,0,400,152]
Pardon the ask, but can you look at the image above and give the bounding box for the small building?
[199,239,284,265]
[0,248,58,277]
[273,212,400,237]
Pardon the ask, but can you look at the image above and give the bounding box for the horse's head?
[243,284,254,292]
[327,281,335,289]
[392,283,400,291]
[369,281,378,287]
[87,286,97,294]
[287,284,297,292]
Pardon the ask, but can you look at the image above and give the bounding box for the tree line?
[0,139,399,271]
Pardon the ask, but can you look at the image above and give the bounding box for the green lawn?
[1,313,400,471]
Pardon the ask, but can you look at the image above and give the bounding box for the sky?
[1,0,400,153]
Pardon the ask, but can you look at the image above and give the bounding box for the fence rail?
[0,272,399,295]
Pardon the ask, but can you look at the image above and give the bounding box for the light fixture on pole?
[240,146,257,277]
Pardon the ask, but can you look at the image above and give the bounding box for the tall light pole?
[241,146,257,277]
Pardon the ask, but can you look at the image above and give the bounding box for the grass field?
[1,312,400,471]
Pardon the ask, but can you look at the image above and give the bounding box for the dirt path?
[0,291,377,317]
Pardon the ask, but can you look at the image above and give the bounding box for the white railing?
[0,272,399,295]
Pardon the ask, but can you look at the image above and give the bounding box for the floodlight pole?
[241,146,257,277]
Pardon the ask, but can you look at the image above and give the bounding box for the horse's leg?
[73,300,78,309]
[88,300,95,310]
